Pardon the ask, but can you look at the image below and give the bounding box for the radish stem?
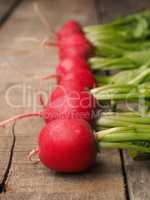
[100,132,150,142]
[96,127,134,140]
[99,142,150,153]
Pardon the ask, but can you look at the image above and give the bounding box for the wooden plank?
[96,0,150,23]
[124,153,150,200]
[0,0,125,199]
[98,1,150,200]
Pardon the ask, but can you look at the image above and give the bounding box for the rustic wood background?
[0,0,150,200]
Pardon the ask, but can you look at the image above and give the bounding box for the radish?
[38,119,97,173]
[56,57,89,81]
[60,68,95,88]
[51,35,92,59]
[56,57,89,78]
[47,29,92,59]
[46,20,92,58]
[41,66,95,88]
[0,90,96,127]
[57,20,82,40]
[59,46,91,60]
[58,33,90,48]
[43,91,96,123]
[50,78,87,102]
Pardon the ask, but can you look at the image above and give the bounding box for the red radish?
[0,91,96,127]
[56,57,89,79]
[59,42,92,59]
[50,78,87,101]
[57,20,82,40]
[38,119,97,173]
[41,66,95,88]
[34,64,95,107]
[43,91,96,123]
[58,31,92,59]
[60,68,96,88]
[49,33,92,58]
[58,33,90,48]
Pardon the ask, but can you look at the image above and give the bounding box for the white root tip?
[28,147,40,165]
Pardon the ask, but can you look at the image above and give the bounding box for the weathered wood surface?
[0,0,125,200]
[124,153,150,200]
[96,0,150,23]
[98,1,150,200]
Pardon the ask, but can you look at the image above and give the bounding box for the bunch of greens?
[87,11,150,157]
[95,112,150,156]
[85,11,150,57]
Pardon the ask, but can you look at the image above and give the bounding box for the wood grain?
[0,0,125,199]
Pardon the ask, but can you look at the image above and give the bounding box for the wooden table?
[0,0,150,199]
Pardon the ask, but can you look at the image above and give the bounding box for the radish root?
[0,113,42,127]
[42,38,57,47]
[28,147,40,164]
[40,73,58,80]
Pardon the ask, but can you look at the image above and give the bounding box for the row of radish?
[38,20,98,172]
[0,20,99,173]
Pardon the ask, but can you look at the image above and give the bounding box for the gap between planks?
[0,0,22,26]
